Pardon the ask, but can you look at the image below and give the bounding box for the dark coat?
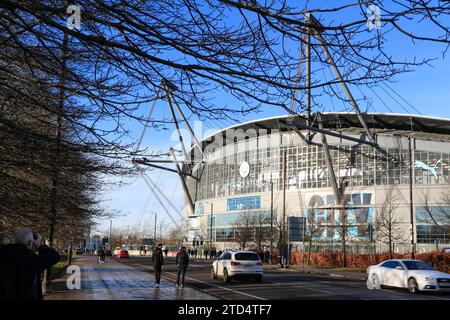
[0,243,60,300]
[153,248,164,267]
[175,250,189,267]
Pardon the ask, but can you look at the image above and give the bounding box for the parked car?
[442,248,450,254]
[366,259,450,293]
[106,250,112,256]
[75,248,83,255]
[117,250,129,258]
[211,250,263,283]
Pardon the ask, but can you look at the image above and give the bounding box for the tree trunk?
[307,239,312,266]
[342,240,347,268]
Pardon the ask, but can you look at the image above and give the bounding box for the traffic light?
[200,240,203,246]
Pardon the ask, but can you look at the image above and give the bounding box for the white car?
[211,250,263,283]
[366,259,450,293]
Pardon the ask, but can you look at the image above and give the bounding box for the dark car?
[106,250,112,256]
[75,248,83,255]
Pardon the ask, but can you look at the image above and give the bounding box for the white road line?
[162,271,266,300]
[292,285,333,295]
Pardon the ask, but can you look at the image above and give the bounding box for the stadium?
[182,113,450,254]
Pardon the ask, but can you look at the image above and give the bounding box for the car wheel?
[367,274,381,290]
[408,278,419,294]
[255,275,262,282]
[223,269,231,283]
[211,267,217,279]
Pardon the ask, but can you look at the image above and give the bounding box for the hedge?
[290,251,450,273]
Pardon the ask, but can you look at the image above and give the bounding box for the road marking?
[126,261,266,300]
[292,285,333,295]
[162,271,266,300]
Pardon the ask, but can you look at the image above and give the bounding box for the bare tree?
[304,208,323,266]
[167,221,188,245]
[233,209,256,250]
[2,1,450,127]
[375,187,405,259]
[334,209,351,268]
[3,0,450,251]
[253,211,271,252]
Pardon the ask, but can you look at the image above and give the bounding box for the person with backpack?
[175,246,189,288]
[153,243,164,288]
[0,228,60,300]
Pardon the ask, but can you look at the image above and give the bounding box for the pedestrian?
[153,243,164,288]
[194,248,198,258]
[175,246,189,288]
[0,228,60,300]
[164,246,168,257]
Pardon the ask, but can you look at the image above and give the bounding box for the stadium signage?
[221,180,271,191]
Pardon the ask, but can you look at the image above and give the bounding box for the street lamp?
[149,212,157,258]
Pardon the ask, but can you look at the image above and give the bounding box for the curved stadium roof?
[195,112,450,151]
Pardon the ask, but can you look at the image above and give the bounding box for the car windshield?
[234,253,260,261]
[402,261,434,270]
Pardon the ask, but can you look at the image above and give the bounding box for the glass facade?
[416,206,450,243]
[207,210,274,242]
[188,137,450,201]
[227,196,261,211]
[417,225,450,244]
[186,125,450,246]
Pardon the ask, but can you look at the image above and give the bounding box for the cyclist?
[97,247,106,263]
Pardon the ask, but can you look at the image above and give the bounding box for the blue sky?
[94,4,450,235]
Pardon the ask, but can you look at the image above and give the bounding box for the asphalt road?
[117,255,450,300]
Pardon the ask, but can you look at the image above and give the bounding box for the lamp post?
[408,134,416,258]
[149,212,157,259]
[270,172,274,264]
[209,203,214,258]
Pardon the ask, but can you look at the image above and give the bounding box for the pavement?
[45,255,217,300]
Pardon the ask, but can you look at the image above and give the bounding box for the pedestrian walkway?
[45,255,217,300]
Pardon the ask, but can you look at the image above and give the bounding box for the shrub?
[288,251,450,272]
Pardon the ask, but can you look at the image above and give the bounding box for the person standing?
[175,246,189,288]
[153,243,164,288]
[0,228,60,300]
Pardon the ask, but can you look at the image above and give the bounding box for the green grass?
[50,255,76,279]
